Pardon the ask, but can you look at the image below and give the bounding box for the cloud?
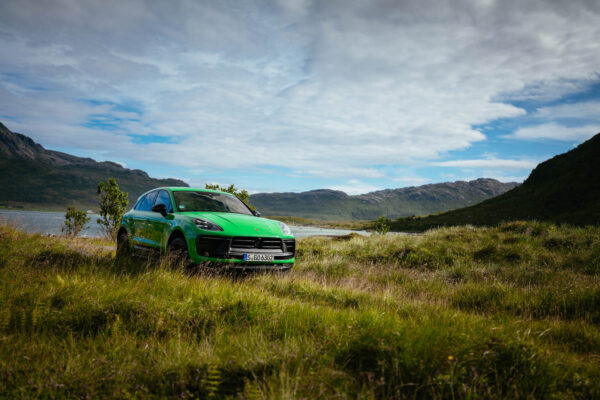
[434,158,538,170]
[510,123,599,141]
[302,166,384,179]
[392,176,431,186]
[0,0,599,188]
[533,100,600,121]
[329,179,381,195]
[504,100,600,141]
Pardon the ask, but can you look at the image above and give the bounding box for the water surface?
[0,209,371,239]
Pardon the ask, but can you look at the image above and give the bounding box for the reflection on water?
[0,209,371,239]
[0,210,105,237]
[289,226,371,238]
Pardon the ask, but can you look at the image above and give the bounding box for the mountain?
[0,121,521,218]
[389,132,600,231]
[250,179,518,220]
[0,122,188,210]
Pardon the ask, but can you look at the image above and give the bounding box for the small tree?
[97,178,129,239]
[62,206,90,237]
[205,183,255,209]
[374,215,390,235]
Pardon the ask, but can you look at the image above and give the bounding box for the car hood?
[181,212,287,237]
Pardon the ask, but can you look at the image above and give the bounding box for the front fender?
[119,216,133,236]
[163,226,185,247]
[170,216,200,254]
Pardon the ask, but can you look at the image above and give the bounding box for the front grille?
[196,235,295,261]
[260,238,283,249]
[230,237,283,251]
[230,237,257,249]
[283,239,295,255]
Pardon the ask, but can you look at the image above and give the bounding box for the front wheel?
[168,236,191,267]
[116,230,130,258]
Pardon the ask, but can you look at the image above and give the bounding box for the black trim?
[195,236,295,260]
[195,236,231,258]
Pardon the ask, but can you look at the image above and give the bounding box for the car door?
[123,196,143,241]
[126,194,146,245]
[146,189,174,248]
[131,190,158,247]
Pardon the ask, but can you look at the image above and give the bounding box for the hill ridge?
[250,178,518,220]
[389,132,600,231]
[0,122,188,210]
[1,122,161,179]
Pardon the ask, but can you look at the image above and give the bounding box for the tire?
[168,236,191,267]
[116,230,130,258]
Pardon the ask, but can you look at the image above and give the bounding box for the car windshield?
[172,191,253,215]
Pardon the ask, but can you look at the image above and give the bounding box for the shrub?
[96,178,128,239]
[61,206,90,237]
[374,215,390,235]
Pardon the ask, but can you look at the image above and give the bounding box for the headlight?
[279,222,292,236]
[193,218,223,231]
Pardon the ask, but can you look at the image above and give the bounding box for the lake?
[0,209,372,239]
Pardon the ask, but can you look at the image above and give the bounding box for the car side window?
[136,191,158,211]
[134,195,145,210]
[154,190,173,213]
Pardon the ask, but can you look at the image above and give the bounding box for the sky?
[1,0,599,195]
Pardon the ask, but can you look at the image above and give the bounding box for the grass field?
[1,221,599,399]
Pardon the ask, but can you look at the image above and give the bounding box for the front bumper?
[190,235,295,266]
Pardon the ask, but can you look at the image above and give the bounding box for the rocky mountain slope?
[250,178,518,220]
[0,122,188,210]
[389,132,600,231]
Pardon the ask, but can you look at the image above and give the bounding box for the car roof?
[145,187,236,196]
[132,187,237,208]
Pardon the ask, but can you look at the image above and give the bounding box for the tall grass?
[0,222,599,398]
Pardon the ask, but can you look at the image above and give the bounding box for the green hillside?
[390,133,600,232]
[251,179,517,221]
[0,123,188,210]
[0,159,187,211]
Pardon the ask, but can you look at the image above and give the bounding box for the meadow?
[0,221,599,399]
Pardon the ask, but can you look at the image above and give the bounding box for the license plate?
[243,254,274,262]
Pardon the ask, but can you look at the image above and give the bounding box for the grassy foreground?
[1,222,599,399]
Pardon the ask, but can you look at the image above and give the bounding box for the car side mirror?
[152,203,168,217]
[252,209,261,217]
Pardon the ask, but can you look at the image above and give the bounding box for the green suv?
[117,187,295,270]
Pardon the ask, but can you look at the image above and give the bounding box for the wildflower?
[448,355,454,361]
